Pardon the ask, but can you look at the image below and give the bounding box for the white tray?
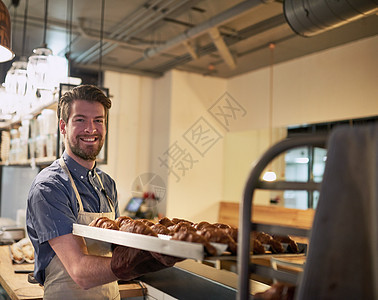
[73,224,227,260]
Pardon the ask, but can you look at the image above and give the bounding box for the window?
[283,115,377,209]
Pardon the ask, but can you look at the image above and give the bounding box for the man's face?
[60,99,106,163]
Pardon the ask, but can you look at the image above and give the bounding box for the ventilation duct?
[284,0,378,37]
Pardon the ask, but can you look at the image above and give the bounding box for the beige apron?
[43,158,120,300]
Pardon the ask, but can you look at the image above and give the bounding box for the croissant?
[89,217,119,230]
[158,217,175,227]
[193,221,216,231]
[168,222,196,234]
[272,234,299,253]
[252,239,266,255]
[119,220,157,237]
[197,228,237,254]
[151,224,172,235]
[171,231,217,256]
[115,216,133,228]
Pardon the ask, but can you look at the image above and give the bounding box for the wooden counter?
[0,246,145,300]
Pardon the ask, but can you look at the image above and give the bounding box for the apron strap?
[59,157,84,212]
[59,157,115,214]
[94,171,115,213]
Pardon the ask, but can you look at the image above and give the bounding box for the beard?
[68,135,104,161]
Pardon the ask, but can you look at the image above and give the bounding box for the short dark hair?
[58,85,111,122]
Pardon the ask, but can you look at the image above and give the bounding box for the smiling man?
[26,85,179,299]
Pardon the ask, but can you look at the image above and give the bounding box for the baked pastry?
[168,222,196,234]
[272,234,299,253]
[115,216,133,228]
[252,239,266,254]
[268,239,284,254]
[224,226,238,242]
[22,244,35,261]
[119,220,157,237]
[138,219,155,227]
[89,217,119,230]
[158,217,175,227]
[193,221,215,230]
[256,232,273,244]
[197,228,237,255]
[151,224,172,235]
[256,232,284,253]
[10,244,24,262]
[171,231,217,256]
[213,223,230,229]
[171,218,193,225]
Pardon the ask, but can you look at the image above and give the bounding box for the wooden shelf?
[0,156,56,167]
[0,99,58,130]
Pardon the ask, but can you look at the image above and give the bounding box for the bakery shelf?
[237,134,328,300]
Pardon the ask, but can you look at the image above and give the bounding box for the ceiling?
[3,0,378,81]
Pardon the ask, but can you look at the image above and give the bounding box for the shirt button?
[80,176,84,179]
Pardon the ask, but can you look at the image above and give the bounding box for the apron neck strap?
[94,171,115,212]
[59,157,115,213]
[59,157,84,212]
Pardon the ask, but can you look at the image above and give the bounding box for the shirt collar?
[62,151,97,180]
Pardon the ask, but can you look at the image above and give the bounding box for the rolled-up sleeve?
[28,179,77,244]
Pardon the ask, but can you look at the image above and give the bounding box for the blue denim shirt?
[26,151,119,285]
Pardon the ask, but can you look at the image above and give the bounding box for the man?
[27,85,177,299]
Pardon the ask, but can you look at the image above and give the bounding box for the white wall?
[165,70,227,223]
[227,36,378,130]
[102,72,155,212]
[101,35,378,223]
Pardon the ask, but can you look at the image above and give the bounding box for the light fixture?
[262,43,277,182]
[98,0,105,86]
[5,0,28,96]
[0,0,15,62]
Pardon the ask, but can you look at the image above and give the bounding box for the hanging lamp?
[62,0,81,86]
[27,0,67,93]
[27,0,53,91]
[4,0,29,97]
[0,0,15,62]
[98,0,105,86]
[262,43,277,182]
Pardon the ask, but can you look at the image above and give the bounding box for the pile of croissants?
[252,232,300,254]
[89,216,300,256]
[89,216,238,256]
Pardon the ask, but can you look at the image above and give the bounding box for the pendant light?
[262,43,277,182]
[98,0,105,86]
[61,0,80,86]
[4,0,29,97]
[0,0,15,62]
[27,0,53,91]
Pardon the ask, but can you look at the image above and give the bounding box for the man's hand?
[111,246,184,280]
[150,252,185,267]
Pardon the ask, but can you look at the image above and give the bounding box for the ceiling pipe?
[77,0,191,64]
[143,0,273,59]
[74,0,167,63]
[284,0,378,37]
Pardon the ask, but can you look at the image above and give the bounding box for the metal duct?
[284,0,378,37]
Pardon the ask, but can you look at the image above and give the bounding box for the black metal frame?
[237,134,329,299]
